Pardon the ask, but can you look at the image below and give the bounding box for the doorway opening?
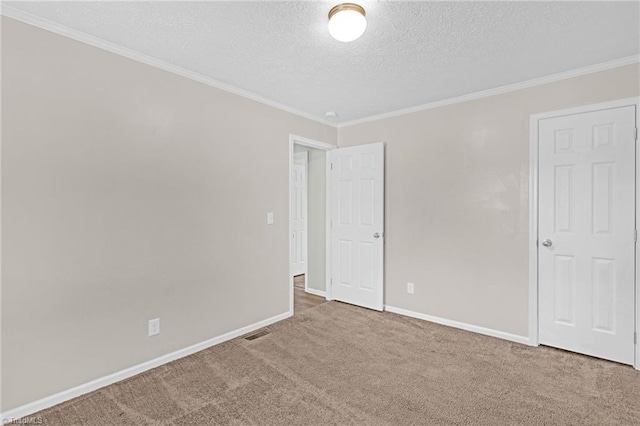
[289,135,335,315]
[289,134,386,315]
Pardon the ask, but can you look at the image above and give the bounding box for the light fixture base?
[328,3,366,20]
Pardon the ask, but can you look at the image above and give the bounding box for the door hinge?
[635,229,637,243]
[634,332,637,345]
[635,127,638,141]
[331,162,334,170]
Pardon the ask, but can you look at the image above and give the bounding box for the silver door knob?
[542,239,552,247]
[373,233,381,239]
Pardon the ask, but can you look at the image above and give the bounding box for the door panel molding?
[529,97,640,369]
[330,142,385,311]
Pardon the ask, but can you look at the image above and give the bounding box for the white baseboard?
[305,288,326,298]
[0,311,292,423]
[384,305,531,346]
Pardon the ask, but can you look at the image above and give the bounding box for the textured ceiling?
[4,1,640,124]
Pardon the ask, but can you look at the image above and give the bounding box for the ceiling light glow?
[328,3,367,42]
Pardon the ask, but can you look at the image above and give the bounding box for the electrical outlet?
[267,212,274,225]
[407,282,415,294]
[148,318,160,337]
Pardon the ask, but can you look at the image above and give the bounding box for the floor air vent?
[244,329,270,341]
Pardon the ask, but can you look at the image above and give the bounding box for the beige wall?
[338,64,640,337]
[1,17,336,411]
[293,145,327,293]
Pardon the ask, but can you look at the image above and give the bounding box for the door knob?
[542,239,552,247]
[373,233,381,239]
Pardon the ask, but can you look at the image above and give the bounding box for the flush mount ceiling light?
[328,3,367,42]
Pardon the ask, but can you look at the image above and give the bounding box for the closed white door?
[291,154,307,276]
[538,105,636,365]
[330,142,384,311]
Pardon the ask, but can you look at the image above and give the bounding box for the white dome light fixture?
[328,3,367,42]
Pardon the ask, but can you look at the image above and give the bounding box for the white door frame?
[528,97,640,369]
[289,134,337,315]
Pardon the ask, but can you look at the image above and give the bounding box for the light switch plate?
[267,212,274,225]
[148,318,160,337]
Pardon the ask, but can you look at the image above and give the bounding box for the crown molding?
[0,5,337,128]
[2,5,637,130]
[337,54,640,128]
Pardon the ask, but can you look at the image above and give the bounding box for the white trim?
[289,135,336,315]
[636,102,640,371]
[385,305,531,346]
[529,113,540,347]
[0,311,291,423]
[530,98,640,121]
[289,140,294,315]
[0,5,335,128]
[292,135,337,151]
[300,149,309,291]
[0,11,3,408]
[325,151,333,301]
[305,288,327,298]
[529,97,640,370]
[338,55,640,128]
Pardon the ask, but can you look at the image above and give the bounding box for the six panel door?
[330,142,384,311]
[538,105,636,365]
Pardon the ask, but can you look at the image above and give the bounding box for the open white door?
[291,152,308,276]
[330,142,384,311]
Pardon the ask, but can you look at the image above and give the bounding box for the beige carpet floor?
[293,274,305,289]
[33,301,640,425]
